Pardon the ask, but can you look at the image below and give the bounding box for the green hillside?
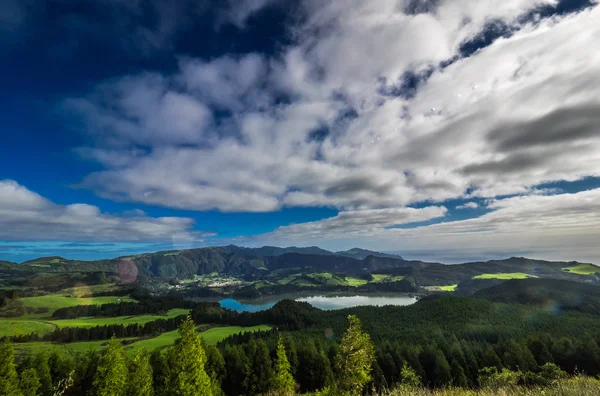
[473,278,600,315]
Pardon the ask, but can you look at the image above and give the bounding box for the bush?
[477,366,520,388]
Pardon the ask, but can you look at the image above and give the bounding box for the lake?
[219,294,417,312]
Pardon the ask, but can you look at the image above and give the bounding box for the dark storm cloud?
[324,176,395,196]
[403,0,440,15]
[460,152,552,176]
[488,106,600,152]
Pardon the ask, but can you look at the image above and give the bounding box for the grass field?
[0,291,139,337]
[370,274,405,283]
[14,325,272,357]
[19,295,135,316]
[345,277,369,286]
[371,274,390,282]
[562,263,600,275]
[0,319,56,338]
[439,284,458,292]
[473,273,538,280]
[124,324,271,355]
[273,273,403,287]
[0,294,137,321]
[57,284,120,297]
[47,308,190,329]
[276,274,299,285]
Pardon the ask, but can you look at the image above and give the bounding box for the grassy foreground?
[385,377,600,395]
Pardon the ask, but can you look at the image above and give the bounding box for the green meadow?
[562,263,600,275]
[14,325,272,357]
[439,284,458,292]
[47,308,191,329]
[473,273,538,280]
[18,295,135,317]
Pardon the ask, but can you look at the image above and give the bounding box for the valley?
[2,246,600,395]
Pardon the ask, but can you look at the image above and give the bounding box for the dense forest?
[3,312,599,396]
[4,278,600,395]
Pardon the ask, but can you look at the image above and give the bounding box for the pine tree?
[273,336,296,395]
[399,363,421,388]
[450,359,469,387]
[0,342,22,396]
[247,339,274,395]
[205,344,226,392]
[150,349,169,396]
[335,315,375,395]
[20,368,40,396]
[167,316,213,396]
[93,337,128,396]
[34,352,53,396]
[481,344,502,370]
[129,348,154,396]
[433,351,452,387]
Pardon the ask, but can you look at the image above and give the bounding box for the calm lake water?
[219,294,417,312]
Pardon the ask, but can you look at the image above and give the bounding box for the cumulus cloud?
[269,206,447,238]
[456,202,479,210]
[53,1,600,262]
[244,189,600,263]
[66,2,600,217]
[0,180,209,242]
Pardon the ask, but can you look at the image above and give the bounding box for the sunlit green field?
[47,308,190,329]
[345,277,369,286]
[473,273,538,280]
[19,295,135,317]
[14,325,272,357]
[0,319,56,338]
[271,272,404,287]
[370,274,405,283]
[439,284,458,292]
[124,324,271,355]
[562,263,600,275]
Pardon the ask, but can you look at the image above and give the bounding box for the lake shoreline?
[196,292,420,312]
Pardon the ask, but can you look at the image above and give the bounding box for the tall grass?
[387,376,600,396]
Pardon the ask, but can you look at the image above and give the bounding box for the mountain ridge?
[3,246,599,295]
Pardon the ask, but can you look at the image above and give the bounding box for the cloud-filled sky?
[1,0,600,263]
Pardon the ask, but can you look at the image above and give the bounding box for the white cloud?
[57,1,600,262]
[269,206,447,238]
[456,202,479,210]
[0,180,208,242]
[67,2,600,215]
[244,189,600,263]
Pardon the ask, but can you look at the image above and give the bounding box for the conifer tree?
[247,339,274,395]
[335,315,375,395]
[399,363,421,388]
[93,337,127,396]
[35,352,53,396]
[450,359,469,387]
[128,348,154,396]
[167,316,213,396]
[273,336,296,395]
[433,351,452,387]
[0,342,22,396]
[20,368,40,396]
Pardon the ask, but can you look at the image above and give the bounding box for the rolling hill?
[472,278,600,315]
[2,247,599,296]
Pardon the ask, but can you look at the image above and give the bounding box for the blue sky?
[2,0,600,264]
